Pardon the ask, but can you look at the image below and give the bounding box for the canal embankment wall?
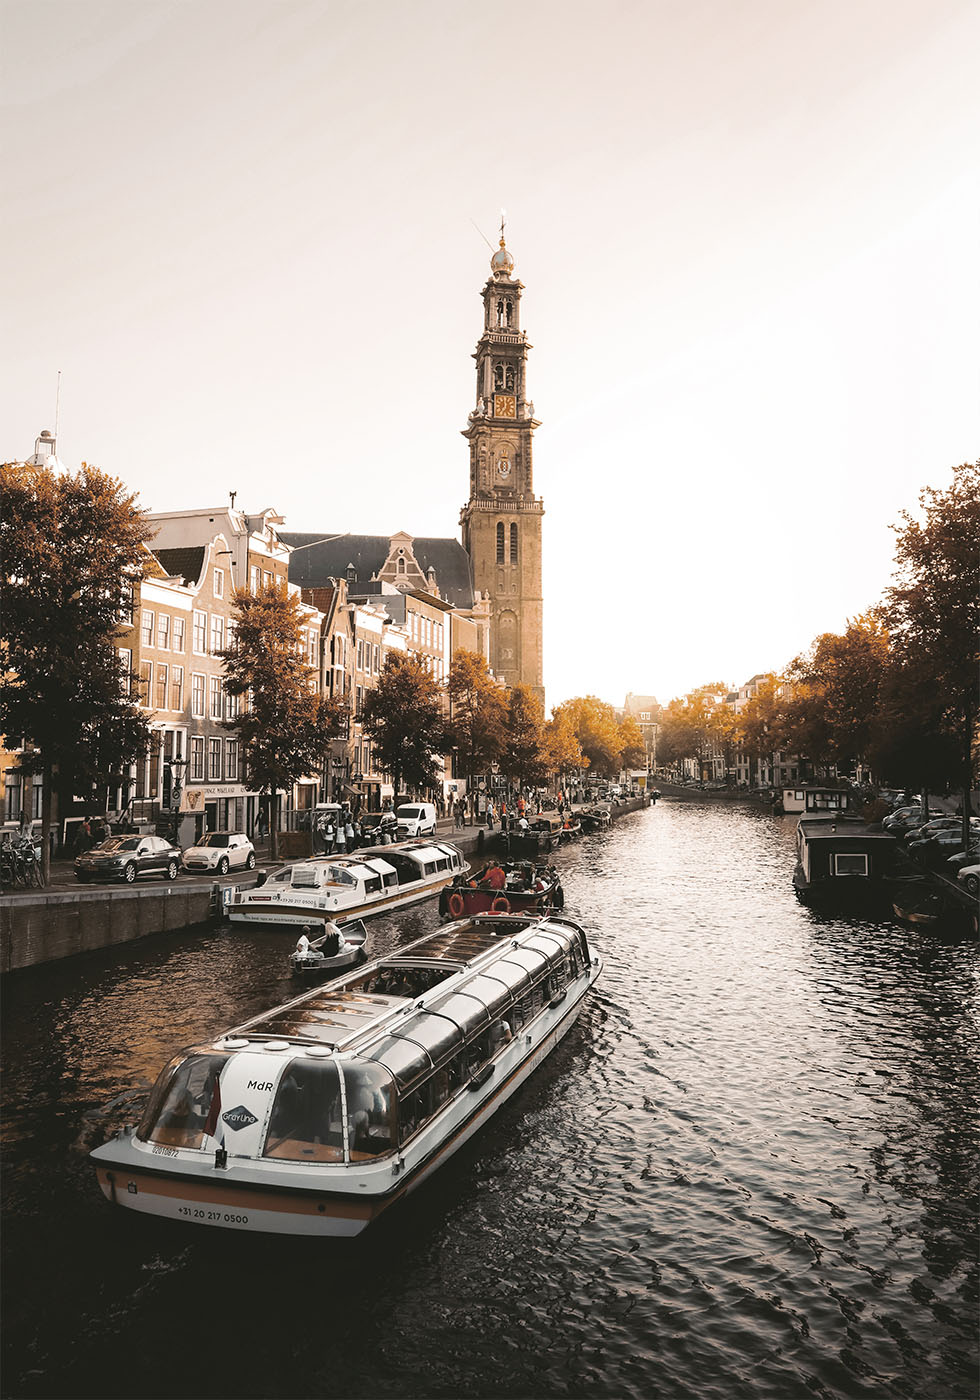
[0,797,650,973]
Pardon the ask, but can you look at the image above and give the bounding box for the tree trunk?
[40,761,54,886]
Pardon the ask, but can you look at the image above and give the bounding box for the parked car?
[945,845,980,872]
[75,835,182,883]
[181,832,255,874]
[395,803,437,837]
[956,863,980,897]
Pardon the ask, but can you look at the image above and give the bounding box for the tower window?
[493,363,515,391]
[397,556,406,574]
[496,522,505,564]
[510,523,518,564]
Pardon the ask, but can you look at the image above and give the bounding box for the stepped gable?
[153,546,206,586]
[283,532,476,610]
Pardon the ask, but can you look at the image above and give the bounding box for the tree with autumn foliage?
[617,712,646,771]
[361,652,446,805]
[736,675,784,785]
[543,708,583,784]
[784,611,890,774]
[500,685,549,790]
[444,650,506,813]
[0,461,154,883]
[553,695,622,777]
[881,460,979,839]
[221,584,346,861]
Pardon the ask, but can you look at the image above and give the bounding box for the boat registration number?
[177,1206,250,1225]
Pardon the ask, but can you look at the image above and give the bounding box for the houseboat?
[793,817,899,906]
[780,786,860,817]
[439,861,564,919]
[228,840,468,928]
[90,912,602,1236]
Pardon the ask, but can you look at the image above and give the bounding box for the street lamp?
[169,755,187,843]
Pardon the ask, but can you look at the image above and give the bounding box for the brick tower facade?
[460,233,544,703]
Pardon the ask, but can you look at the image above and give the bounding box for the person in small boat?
[486,863,506,890]
[320,920,346,957]
[516,815,530,834]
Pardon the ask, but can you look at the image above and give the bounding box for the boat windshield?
[263,1059,346,1162]
[139,1051,230,1149]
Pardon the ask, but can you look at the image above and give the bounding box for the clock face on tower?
[494,394,516,418]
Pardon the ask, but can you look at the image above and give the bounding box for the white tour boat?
[227,839,468,928]
[91,912,602,1236]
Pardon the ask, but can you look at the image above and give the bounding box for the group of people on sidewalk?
[483,791,568,832]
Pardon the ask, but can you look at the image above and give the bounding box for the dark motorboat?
[289,919,369,977]
[439,861,564,920]
[503,813,564,856]
[579,806,611,832]
[890,879,944,927]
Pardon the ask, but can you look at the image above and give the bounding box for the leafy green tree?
[500,684,548,790]
[444,649,506,814]
[882,460,980,839]
[0,461,153,882]
[221,584,346,861]
[361,652,445,804]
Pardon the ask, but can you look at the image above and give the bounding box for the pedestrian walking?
[486,800,495,830]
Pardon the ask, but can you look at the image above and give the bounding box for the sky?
[3,0,978,711]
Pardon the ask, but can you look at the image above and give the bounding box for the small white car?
[957,863,980,898]
[395,803,437,837]
[182,832,256,875]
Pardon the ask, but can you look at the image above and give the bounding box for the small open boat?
[289,919,369,978]
[557,816,581,841]
[891,880,944,927]
[439,861,564,920]
[579,806,610,832]
[503,813,564,856]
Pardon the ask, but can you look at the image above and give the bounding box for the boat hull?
[229,875,455,928]
[91,958,600,1237]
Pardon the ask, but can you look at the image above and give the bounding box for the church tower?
[460,231,544,703]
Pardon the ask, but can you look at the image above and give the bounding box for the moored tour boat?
[438,860,564,919]
[91,912,602,1236]
[228,840,468,928]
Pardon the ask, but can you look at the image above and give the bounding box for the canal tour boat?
[227,840,468,928]
[90,912,602,1237]
[438,861,564,920]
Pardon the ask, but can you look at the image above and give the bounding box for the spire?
[490,211,515,278]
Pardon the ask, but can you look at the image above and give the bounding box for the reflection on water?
[2,802,978,1400]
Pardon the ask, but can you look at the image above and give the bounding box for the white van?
[396,802,437,837]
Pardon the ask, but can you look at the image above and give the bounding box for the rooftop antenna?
[469,218,494,253]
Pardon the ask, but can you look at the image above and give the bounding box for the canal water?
[2,801,977,1400]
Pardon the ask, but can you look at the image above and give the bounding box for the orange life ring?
[448,892,465,918]
[491,895,510,913]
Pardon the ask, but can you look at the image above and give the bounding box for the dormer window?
[346,564,356,583]
[397,556,406,574]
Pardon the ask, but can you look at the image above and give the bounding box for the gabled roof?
[283,532,476,609]
[153,546,206,586]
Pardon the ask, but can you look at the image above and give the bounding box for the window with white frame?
[225,690,240,721]
[210,615,224,654]
[171,666,184,711]
[250,565,260,593]
[192,611,207,654]
[155,663,169,710]
[214,568,224,598]
[140,610,154,647]
[209,675,222,719]
[833,853,868,877]
[208,738,222,781]
[190,736,205,781]
[119,648,132,697]
[191,673,205,718]
[225,739,239,781]
[156,613,170,650]
[172,616,186,652]
[139,660,152,702]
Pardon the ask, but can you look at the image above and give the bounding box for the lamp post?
[169,755,187,844]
